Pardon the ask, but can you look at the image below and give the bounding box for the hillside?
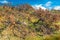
[51,10,60,14]
[0,4,60,40]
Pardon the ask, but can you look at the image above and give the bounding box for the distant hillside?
[51,10,60,14]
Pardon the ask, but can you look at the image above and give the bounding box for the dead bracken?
[0,4,60,40]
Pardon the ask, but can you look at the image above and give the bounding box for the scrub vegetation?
[0,4,60,40]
